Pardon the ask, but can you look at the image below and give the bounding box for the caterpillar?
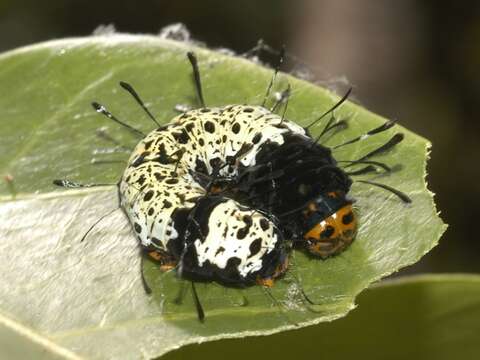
[54,50,411,321]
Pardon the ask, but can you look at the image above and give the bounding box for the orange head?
[302,194,357,258]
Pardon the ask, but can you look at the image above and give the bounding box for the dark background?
[1,0,478,273]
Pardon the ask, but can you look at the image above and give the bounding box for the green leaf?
[163,274,480,360]
[0,35,445,359]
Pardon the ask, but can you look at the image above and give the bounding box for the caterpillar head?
[302,191,357,258]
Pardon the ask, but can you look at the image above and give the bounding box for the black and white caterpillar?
[55,50,411,320]
[119,102,308,287]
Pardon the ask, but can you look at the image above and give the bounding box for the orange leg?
[147,251,177,272]
[257,277,275,288]
[256,257,289,287]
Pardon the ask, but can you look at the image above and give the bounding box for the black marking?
[143,190,154,202]
[252,132,262,144]
[342,211,354,225]
[153,143,176,165]
[236,228,248,239]
[172,129,190,144]
[144,140,154,150]
[215,247,226,256]
[154,173,165,181]
[225,257,242,275]
[248,238,262,257]
[204,121,215,133]
[195,158,208,175]
[321,225,335,239]
[259,218,270,231]
[209,157,222,169]
[134,222,142,233]
[243,215,253,227]
[232,123,241,134]
[137,174,147,186]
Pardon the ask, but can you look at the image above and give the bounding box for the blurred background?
[0,0,478,273]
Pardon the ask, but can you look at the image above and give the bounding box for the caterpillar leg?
[256,256,289,288]
[147,250,177,272]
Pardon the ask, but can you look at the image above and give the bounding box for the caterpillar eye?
[303,204,358,258]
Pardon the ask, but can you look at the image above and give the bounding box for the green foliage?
[165,274,480,360]
[0,35,445,359]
